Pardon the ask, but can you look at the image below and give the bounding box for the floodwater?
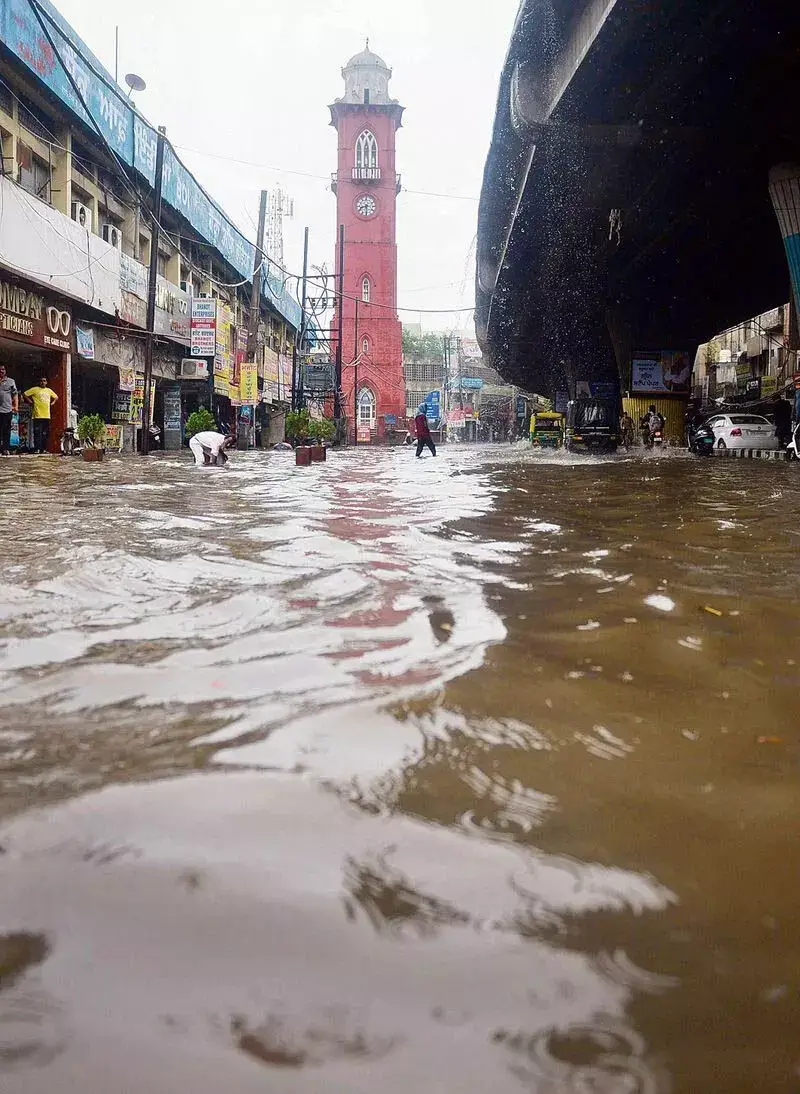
[1,445,799,1093]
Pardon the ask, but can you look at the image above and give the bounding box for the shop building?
[0,0,301,453]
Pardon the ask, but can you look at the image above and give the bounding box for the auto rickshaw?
[530,410,565,448]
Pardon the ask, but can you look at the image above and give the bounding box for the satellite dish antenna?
[125,73,146,97]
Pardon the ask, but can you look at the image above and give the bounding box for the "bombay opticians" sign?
[0,277,72,351]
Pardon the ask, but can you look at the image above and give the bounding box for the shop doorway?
[0,337,65,453]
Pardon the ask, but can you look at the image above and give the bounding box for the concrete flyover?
[476,0,800,397]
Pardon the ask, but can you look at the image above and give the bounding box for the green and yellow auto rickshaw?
[530,410,565,449]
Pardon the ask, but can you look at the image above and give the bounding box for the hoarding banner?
[631,351,692,394]
[128,376,155,426]
[118,366,136,392]
[75,325,94,359]
[239,361,258,404]
[214,305,234,378]
[103,424,123,451]
[190,298,217,358]
[761,375,778,397]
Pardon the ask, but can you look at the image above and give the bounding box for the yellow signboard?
[761,375,777,397]
[240,360,258,404]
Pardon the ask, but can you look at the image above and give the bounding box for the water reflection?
[1,447,800,1091]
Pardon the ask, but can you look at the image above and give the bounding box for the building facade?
[0,0,299,453]
[330,46,405,442]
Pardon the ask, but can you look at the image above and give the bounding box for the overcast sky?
[54,0,519,334]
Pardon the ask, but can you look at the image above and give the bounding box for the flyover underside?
[478,0,800,394]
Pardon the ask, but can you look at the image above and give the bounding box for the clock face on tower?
[355,194,377,218]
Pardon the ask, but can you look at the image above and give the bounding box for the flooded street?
[1,445,800,1093]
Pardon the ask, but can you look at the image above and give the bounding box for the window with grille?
[362,276,371,303]
[358,387,376,424]
[355,131,378,170]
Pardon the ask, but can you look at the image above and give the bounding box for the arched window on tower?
[361,336,370,358]
[355,131,379,175]
[358,387,376,425]
[361,276,371,303]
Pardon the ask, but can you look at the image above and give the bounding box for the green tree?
[402,327,446,360]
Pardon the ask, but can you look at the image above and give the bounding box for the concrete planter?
[82,447,105,462]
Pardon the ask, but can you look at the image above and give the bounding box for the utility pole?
[292,226,309,411]
[243,189,268,449]
[334,223,345,428]
[141,126,166,457]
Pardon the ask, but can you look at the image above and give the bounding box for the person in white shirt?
[189,430,234,466]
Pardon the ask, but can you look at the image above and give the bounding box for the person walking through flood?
[189,430,234,466]
[414,404,437,458]
[772,392,793,448]
[620,411,635,450]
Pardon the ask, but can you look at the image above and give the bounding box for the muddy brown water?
[1,446,799,1092]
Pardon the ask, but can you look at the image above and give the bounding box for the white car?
[705,413,780,451]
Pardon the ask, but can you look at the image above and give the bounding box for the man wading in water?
[414,404,437,458]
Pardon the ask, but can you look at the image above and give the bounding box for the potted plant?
[285,409,311,446]
[309,417,336,444]
[185,408,217,439]
[77,413,106,462]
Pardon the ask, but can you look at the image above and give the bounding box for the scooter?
[688,422,716,457]
[60,427,83,456]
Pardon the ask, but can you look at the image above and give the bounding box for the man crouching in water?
[189,429,234,466]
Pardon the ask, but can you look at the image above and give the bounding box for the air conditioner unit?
[102,224,121,249]
[71,202,91,229]
[180,359,209,380]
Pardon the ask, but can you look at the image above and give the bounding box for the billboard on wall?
[631,350,692,394]
[190,298,216,358]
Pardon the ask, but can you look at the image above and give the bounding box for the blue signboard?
[0,0,300,329]
[555,391,569,413]
[515,395,526,417]
[590,381,619,398]
[424,391,441,420]
[448,377,483,390]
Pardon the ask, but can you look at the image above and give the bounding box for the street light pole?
[243,189,268,450]
[141,125,166,457]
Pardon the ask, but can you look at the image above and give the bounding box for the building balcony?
[331,171,402,194]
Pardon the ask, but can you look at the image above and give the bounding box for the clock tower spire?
[330,46,405,442]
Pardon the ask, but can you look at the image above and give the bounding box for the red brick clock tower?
[330,44,405,442]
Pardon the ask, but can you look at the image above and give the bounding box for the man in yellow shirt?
[24,375,59,454]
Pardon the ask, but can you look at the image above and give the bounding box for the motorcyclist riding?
[640,405,665,448]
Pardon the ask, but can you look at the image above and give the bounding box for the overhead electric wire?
[16,5,476,327]
[175,144,480,203]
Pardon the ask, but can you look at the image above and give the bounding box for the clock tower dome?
[330,45,405,441]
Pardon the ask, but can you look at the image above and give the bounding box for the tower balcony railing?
[330,171,402,194]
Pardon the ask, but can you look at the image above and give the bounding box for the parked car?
[705,413,779,451]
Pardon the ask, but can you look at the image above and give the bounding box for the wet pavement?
[1,445,799,1092]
